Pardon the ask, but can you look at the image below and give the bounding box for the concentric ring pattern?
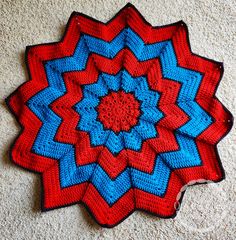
[6,3,233,227]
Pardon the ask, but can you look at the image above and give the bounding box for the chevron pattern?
[6,3,233,227]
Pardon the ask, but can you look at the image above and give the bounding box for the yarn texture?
[6,3,233,227]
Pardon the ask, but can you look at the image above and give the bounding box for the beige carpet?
[0,0,235,239]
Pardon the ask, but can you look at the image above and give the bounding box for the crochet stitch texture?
[6,3,233,227]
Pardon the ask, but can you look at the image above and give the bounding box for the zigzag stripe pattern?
[6,3,233,227]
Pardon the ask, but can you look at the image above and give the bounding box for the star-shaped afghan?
[6,3,233,227]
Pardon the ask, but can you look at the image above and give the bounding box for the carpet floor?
[0,0,235,239]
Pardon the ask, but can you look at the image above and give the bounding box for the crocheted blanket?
[6,3,233,227]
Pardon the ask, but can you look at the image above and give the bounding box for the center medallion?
[97,91,140,133]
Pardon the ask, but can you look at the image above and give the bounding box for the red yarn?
[97,91,140,132]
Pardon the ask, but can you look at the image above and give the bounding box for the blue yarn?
[160,41,203,102]
[75,70,161,154]
[27,88,72,159]
[59,149,170,205]
[178,101,212,137]
[83,28,168,60]
[160,132,202,169]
